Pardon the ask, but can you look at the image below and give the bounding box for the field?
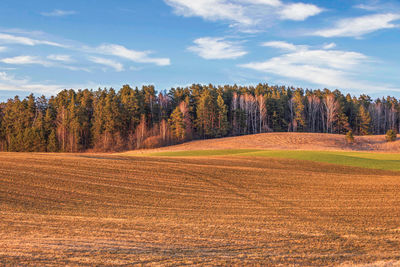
[142,150,400,172]
[1,133,400,266]
[133,132,400,152]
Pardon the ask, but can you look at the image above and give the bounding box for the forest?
[0,83,399,152]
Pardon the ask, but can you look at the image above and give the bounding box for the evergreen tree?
[169,107,186,142]
[47,129,59,152]
[196,90,215,138]
[216,94,229,137]
[358,105,371,135]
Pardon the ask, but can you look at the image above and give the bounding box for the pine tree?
[196,90,215,138]
[288,91,305,132]
[169,107,186,142]
[216,95,228,137]
[358,105,371,135]
[47,129,59,152]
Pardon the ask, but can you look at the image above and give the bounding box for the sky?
[0,0,400,101]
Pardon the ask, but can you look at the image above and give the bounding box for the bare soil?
[1,152,400,265]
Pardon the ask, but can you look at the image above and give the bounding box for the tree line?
[0,83,399,152]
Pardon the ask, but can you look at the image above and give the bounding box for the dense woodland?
[0,83,399,152]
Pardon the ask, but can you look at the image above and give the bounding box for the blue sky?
[0,0,400,100]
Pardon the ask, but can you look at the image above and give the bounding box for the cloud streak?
[41,9,76,17]
[94,44,171,66]
[0,55,52,66]
[0,29,171,71]
[314,13,400,38]
[188,37,247,59]
[47,54,74,62]
[0,32,64,47]
[89,56,124,72]
[0,55,90,72]
[0,71,64,94]
[261,41,300,51]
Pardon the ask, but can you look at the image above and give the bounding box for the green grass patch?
[243,150,400,171]
[145,149,400,172]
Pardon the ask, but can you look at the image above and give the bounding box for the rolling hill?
[128,132,400,154]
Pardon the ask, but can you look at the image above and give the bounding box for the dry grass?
[130,133,400,155]
[1,152,400,265]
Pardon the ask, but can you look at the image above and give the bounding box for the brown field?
[132,132,400,154]
[1,150,400,266]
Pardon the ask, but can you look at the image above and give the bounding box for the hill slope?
[132,132,400,153]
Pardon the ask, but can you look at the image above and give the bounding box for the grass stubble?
[0,152,400,266]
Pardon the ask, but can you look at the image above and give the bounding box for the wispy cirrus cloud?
[0,28,171,70]
[0,71,65,94]
[88,56,124,72]
[239,41,400,93]
[313,13,400,38]
[94,44,171,66]
[0,32,64,47]
[0,55,89,72]
[47,54,74,62]
[188,37,247,59]
[323,42,336,49]
[353,0,400,12]
[40,9,76,17]
[164,0,323,31]
[0,55,52,66]
[261,41,300,51]
[0,71,104,94]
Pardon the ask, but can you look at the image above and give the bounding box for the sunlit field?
[1,151,400,265]
[141,149,400,171]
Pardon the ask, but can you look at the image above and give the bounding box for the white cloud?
[0,32,64,47]
[47,54,73,62]
[262,41,300,51]
[89,56,124,72]
[165,0,251,26]
[353,1,393,12]
[0,56,52,66]
[279,3,323,21]
[94,44,170,66]
[354,4,377,11]
[239,42,399,93]
[0,71,64,94]
[0,29,171,71]
[41,9,76,17]
[0,30,170,67]
[323,42,336,49]
[0,55,90,72]
[188,37,247,59]
[164,0,323,31]
[0,71,101,94]
[0,46,6,52]
[314,13,400,38]
[242,0,281,6]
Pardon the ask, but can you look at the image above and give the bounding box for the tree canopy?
[1,83,399,152]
